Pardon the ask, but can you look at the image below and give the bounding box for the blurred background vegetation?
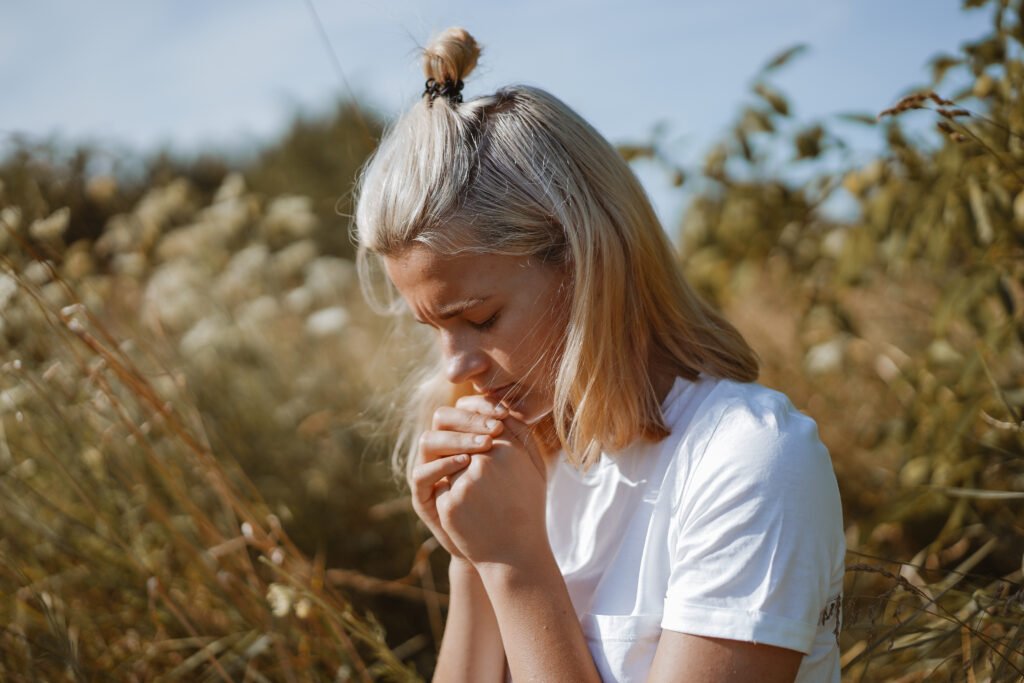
[1,0,1022,680]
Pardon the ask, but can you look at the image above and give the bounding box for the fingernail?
[474,435,487,445]
[486,419,499,430]
[457,454,469,464]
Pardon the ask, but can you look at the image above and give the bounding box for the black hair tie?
[423,78,465,105]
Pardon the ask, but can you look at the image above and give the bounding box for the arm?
[477,552,601,683]
[413,398,512,681]
[434,558,506,682]
[646,631,802,683]
[435,413,601,682]
[651,398,843,682]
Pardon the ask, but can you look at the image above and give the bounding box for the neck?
[649,348,690,408]
[651,371,675,407]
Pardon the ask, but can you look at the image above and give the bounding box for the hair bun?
[422,27,481,86]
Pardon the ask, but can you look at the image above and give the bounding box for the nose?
[441,332,488,385]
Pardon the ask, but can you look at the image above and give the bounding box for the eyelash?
[470,312,499,331]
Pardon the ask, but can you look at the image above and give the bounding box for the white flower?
[305,306,349,338]
[0,273,18,310]
[155,203,251,262]
[236,296,279,329]
[179,314,232,356]
[112,252,147,278]
[82,447,104,475]
[134,179,192,247]
[214,243,269,305]
[29,207,70,241]
[269,239,318,284]
[214,172,247,203]
[303,257,353,306]
[0,206,22,231]
[820,228,848,259]
[874,354,901,383]
[95,215,135,257]
[266,583,295,618]
[284,287,313,314]
[41,282,66,309]
[23,261,53,286]
[926,339,963,366]
[142,261,210,332]
[14,458,37,479]
[0,386,28,414]
[0,207,20,252]
[804,337,846,375]
[260,195,317,246]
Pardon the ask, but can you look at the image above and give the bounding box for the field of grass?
[2,1,1023,680]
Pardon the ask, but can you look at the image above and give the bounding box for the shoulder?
[668,378,836,519]
[687,378,827,468]
[660,382,845,659]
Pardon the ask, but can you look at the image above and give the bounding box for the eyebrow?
[416,296,490,323]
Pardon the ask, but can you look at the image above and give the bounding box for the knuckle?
[409,449,425,469]
[417,431,433,450]
[445,484,466,507]
[436,490,457,513]
[457,395,488,414]
[413,467,433,490]
[469,456,488,475]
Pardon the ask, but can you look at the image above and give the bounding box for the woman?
[354,27,845,683]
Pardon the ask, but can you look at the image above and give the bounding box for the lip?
[478,384,551,424]
[480,383,514,402]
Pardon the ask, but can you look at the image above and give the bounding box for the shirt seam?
[661,600,820,654]
[670,390,731,519]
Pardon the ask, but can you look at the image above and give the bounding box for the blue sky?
[2,1,992,227]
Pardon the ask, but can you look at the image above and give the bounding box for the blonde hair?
[354,27,759,476]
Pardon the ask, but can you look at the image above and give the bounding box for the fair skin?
[384,244,804,683]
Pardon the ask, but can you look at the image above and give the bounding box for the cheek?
[539,294,570,353]
[526,312,569,376]
[486,321,555,376]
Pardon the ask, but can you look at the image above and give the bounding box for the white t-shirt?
[544,373,845,682]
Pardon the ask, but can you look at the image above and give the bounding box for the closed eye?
[469,312,499,331]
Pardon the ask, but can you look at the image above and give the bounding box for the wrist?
[448,556,480,582]
[475,546,559,588]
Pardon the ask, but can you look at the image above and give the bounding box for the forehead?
[384,245,537,303]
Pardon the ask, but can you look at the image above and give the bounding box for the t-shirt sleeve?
[660,394,844,654]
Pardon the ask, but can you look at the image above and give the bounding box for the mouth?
[481,383,515,403]
[478,383,552,426]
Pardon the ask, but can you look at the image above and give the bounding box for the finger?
[445,466,467,489]
[419,430,493,462]
[499,417,549,478]
[432,406,505,436]
[412,454,470,503]
[454,395,510,418]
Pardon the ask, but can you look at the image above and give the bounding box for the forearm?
[433,559,506,682]
[478,553,601,683]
